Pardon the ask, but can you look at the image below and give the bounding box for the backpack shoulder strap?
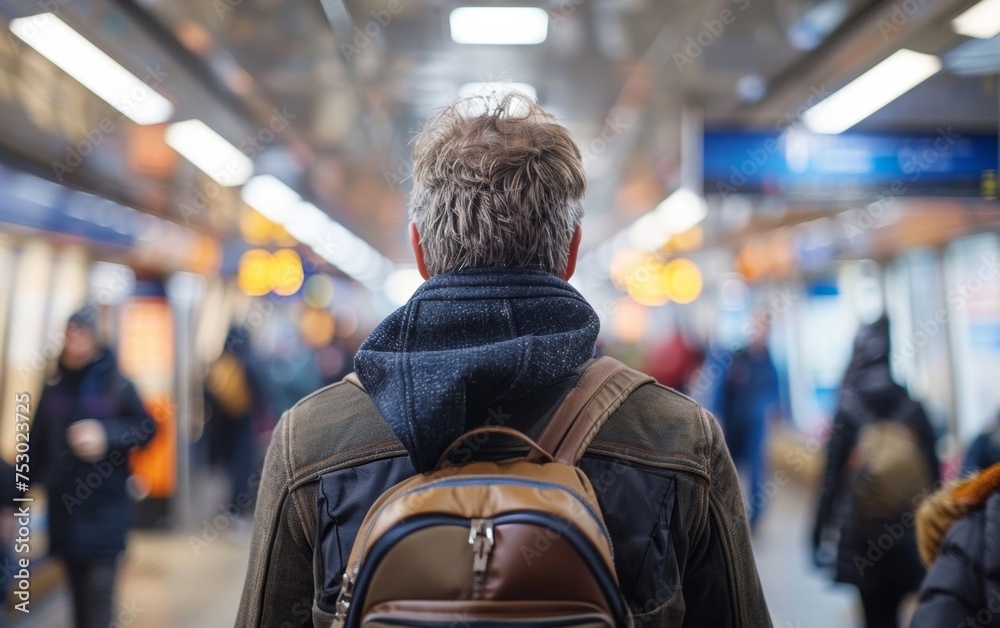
[528,356,653,465]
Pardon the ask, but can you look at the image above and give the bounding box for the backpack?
[331,357,651,628]
[849,419,932,522]
[205,352,252,418]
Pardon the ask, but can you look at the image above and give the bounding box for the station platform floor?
[9,470,882,627]
[8,526,250,627]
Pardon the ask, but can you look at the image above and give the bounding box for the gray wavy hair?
[408,93,586,276]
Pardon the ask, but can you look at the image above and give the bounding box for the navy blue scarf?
[354,267,599,471]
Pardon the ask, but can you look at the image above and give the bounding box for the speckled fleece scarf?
[354,267,599,472]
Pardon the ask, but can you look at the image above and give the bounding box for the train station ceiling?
[0,0,997,271]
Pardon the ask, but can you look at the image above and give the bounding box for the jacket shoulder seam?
[282,382,395,476]
[291,379,353,409]
[291,442,406,486]
[280,411,305,546]
[699,406,715,487]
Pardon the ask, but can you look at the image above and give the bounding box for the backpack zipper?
[333,569,355,625]
[469,518,495,584]
[355,475,610,567]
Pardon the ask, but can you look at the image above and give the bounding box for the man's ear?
[559,227,583,281]
[410,223,431,280]
[561,226,582,281]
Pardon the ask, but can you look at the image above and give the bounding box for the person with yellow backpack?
[203,326,263,506]
[812,317,939,628]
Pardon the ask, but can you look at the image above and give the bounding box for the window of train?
[44,244,90,361]
[0,240,55,461]
[945,232,1000,443]
[886,249,954,435]
[0,239,14,441]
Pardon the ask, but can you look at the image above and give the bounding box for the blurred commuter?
[911,461,1000,627]
[0,458,13,627]
[962,414,1000,475]
[643,331,703,393]
[239,95,770,627]
[716,323,780,529]
[30,307,156,628]
[812,317,939,628]
[204,326,263,505]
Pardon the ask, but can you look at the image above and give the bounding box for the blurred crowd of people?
[0,304,359,628]
[2,299,1000,627]
[643,314,1000,627]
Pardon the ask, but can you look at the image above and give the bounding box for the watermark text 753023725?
[12,392,33,614]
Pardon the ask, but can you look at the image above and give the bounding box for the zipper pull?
[469,518,494,584]
[332,568,355,625]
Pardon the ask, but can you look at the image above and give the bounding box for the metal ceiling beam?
[733,0,981,126]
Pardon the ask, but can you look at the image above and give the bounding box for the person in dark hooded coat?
[811,316,939,628]
[911,461,1000,627]
[30,307,156,628]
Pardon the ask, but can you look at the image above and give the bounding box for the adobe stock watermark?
[179,106,295,223]
[892,252,1000,369]
[396,403,516,514]
[580,113,631,174]
[109,598,145,628]
[687,287,798,400]
[552,0,587,23]
[714,85,828,197]
[844,127,961,239]
[50,64,170,183]
[519,462,627,567]
[877,0,932,41]
[746,423,843,515]
[60,415,160,514]
[6,1,72,52]
[188,471,261,556]
[338,0,414,61]
[276,595,314,628]
[382,78,577,191]
[224,298,279,353]
[672,0,752,72]
[20,277,131,379]
[383,153,414,192]
[441,407,513,468]
[853,514,916,576]
[956,587,1000,627]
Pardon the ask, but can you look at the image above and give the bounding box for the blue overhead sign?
[703,129,998,199]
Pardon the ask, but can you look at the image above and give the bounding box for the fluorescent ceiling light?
[165,120,253,186]
[459,82,537,102]
[628,188,707,250]
[242,175,301,223]
[802,49,941,134]
[952,0,1000,39]
[282,201,331,247]
[449,7,548,45]
[9,13,173,125]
